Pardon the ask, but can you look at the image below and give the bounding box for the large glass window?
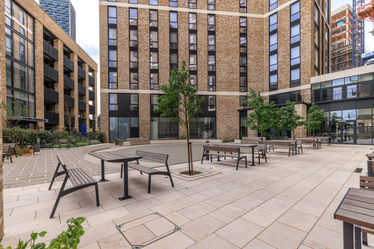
[189,0,197,9]
[151,117,179,140]
[190,118,216,139]
[108,7,117,24]
[170,12,178,28]
[108,28,117,46]
[208,0,215,10]
[6,89,34,118]
[109,72,117,89]
[170,0,177,7]
[269,12,278,91]
[269,0,277,11]
[240,0,247,13]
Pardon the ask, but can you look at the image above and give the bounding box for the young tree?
[64,102,74,136]
[244,88,279,141]
[278,101,305,139]
[2,99,31,143]
[306,103,325,137]
[156,61,204,175]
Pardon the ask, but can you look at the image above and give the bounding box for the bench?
[127,138,150,146]
[42,140,54,150]
[264,141,294,156]
[201,145,247,170]
[59,139,69,149]
[3,146,13,163]
[256,144,268,164]
[316,137,331,146]
[48,155,99,218]
[241,137,264,144]
[121,150,174,193]
[368,160,374,177]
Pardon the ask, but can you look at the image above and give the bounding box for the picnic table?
[88,151,142,201]
[334,188,374,249]
[296,138,319,150]
[211,143,257,166]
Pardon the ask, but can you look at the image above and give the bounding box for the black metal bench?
[59,139,70,149]
[3,145,13,163]
[201,145,247,170]
[49,155,99,218]
[121,150,174,193]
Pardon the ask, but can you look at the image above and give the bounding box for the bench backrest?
[3,146,10,152]
[204,145,239,153]
[60,139,68,143]
[368,160,374,177]
[265,141,290,146]
[360,176,374,190]
[56,155,70,178]
[135,150,168,164]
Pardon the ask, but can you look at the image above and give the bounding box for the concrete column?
[70,53,79,130]
[100,92,109,141]
[295,103,308,138]
[54,39,64,131]
[34,20,44,129]
[139,93,150,139]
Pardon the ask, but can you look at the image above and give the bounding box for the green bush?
[52,130,69,140]
[3,128,53,147]
[87,132,106,143]
[0,217,85,249]
[223,139,234,143]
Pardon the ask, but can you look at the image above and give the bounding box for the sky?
[63,0,374,115]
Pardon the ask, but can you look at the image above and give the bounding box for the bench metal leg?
[148,175,152,193]
[362,231,368,246]
[343,222,354,249]
[168,173,174,188]
[119,161,132,200]
[236,158,239,170]
[49,163,65,190]
[50,177,68,218]
[99,160,109,182]
[95,183,100,206]
[120,164,123,178]
[245,156,247,168]
[355,225,362,249]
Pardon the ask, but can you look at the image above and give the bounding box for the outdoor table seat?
[2,145,13,163]
[368,160,374,177]
[59,139,70,149]
[255,144,267,164]
[122,150,174,193]
[201,145,247,170]
[42,140,54,150]
[49,155,99,218]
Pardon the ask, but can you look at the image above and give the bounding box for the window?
[347,85,357,98]
[5,28,12,56]
[189,0,196,9]
[270,0,277,11]
[130,73,138,89]
[189,13,197,30]
[290,1,300,22]
[314,27,319,46]
[190,75,197,85]
[208,35,215,51]
[190,54,197,70]
[314,5,319,25]
[129,30,138,47]
[170,12,178,28]
[109,50,118,67]
[240,17,247,33]
[240,96,247,106]
[108,7,117,24]
[291,68,300,82]
[109,94,118,110]
[270,74,277,91]
[240,17,247,92]
[269,13,278,32]
[325,0,329,22]
[325,25,329,73]
[129,8,138,90]
[291,47,300,66]
[150,52,158,69]
[150,73,159,90]
[170,53,178,69]
[150,10,158,27]
[130,51,138,68]
[208,76,215,91]
[291,24,300,43]
[240,77,247,92]
[129,8,138,26]
[150,0,158,5]
[208,0,215,10]
[108,28,117,46]
[129,0,137,3]
[314,47,319,68]
[5,0,11,14]
[333,87,342,100]
[170,0,177,7]
[208,15,215,31]
[290,1,300,87]
[109,72,117,89]
[240,0,247,13]
[208,55,215,71]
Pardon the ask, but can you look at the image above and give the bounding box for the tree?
[278,101,305,139]
[2,99,31,143]
[244,88,279,141]
[306,103,325,137]
[156,61,204,175]
[64,102,74,136]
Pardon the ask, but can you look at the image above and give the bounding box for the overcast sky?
[69,0,374,115]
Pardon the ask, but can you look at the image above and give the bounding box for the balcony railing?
[78,83,86,95]
[63,56,74,72]
[64,95,75,108]
[64,75,74,90]
[89,75,95,86]
[78,67,86,79]
[78,117,86,127]
[78,100,86,111]
[89,90,95,100]
[45,111,59,125]
[44,64,58,82]
[89,105,95,114]
[269,92,302,105]
[44,87,59,104]
[43,40,58,61]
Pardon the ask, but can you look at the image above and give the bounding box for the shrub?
[52,130,69,140]
[0,217,85,249]
[87,132,106,143]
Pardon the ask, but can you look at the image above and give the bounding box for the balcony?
[44,64,58,82]
[269,92,302,105]
[89,90,95,100]
[64,75,74,90]
[63,56,74,71]
[44,87,59,104]
[89,75,95,86]
[64,116,75,127]
[78,83,86,95]
[79,117,86,127]
[64,95,75,108]
[78,67,86,79]
[79,100,86,111]
[89,105,95,114]
[44,111,59,125]
[43,40,58,61]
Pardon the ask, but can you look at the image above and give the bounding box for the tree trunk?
[260,131,263,144]
[186,122,191,175]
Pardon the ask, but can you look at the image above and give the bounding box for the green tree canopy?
[156,60,203,175]
[244,88,279,140]
[278,101,305,139]
[306,103,325,137]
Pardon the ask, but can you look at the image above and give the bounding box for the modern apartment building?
[39,0,77,42]
[99,0,331,142]
[2,0,98,131]
[331,4,353,72]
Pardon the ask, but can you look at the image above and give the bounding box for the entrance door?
[329,121,357,144]
[330,121,341,144]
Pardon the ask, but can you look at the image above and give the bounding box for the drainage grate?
[355,168,363,173]
[116,212,181,249]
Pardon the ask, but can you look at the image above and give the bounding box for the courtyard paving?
[1,143,373,248]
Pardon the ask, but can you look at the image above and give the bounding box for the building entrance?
[330,120,357,144]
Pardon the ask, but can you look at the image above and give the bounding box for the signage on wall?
[7,116,48,122]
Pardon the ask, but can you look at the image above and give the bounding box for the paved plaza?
[1,143,373,248]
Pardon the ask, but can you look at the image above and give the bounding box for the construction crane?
[357,0,374,35]
[353,0,366,67]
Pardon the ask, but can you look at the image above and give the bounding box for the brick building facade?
[99,0,331,142]
[2,0,98,133]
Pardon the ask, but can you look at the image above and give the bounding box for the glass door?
[342,121,357,144]
[330,121,341,144]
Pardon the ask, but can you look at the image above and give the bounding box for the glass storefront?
[109,117,139,142]
[190,117,216,139]
[150,117,179,140]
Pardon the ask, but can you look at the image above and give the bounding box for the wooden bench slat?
[128,163,159,174]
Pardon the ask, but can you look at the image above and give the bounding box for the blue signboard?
[81,125,87,137]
